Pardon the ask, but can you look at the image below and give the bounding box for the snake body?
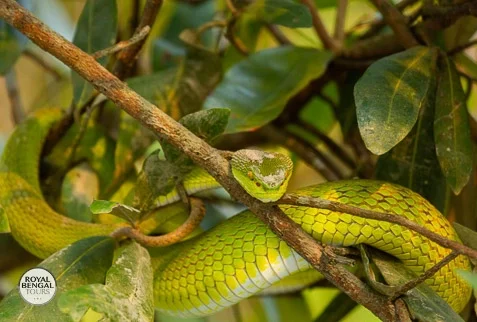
[0,109,472,317]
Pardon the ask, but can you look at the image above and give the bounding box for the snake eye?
[255,182,261,187]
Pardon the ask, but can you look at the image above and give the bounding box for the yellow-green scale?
[151,180,471,317]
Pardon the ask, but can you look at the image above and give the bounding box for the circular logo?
[18,268,57,305]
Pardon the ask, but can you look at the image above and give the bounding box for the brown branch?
[296,119,357,170]
[113,0,163,78]
[369,0,419,48]
[23,49,63,80]
[389,251,459,300]
[300,0,341,54]
[5,69,24,125]
[111,198,206,247]
[279,193,477,260]
[334,0,347,43]
[0,1,398,319]
[264,23,291,45]
[226,17,249,56]
[448,39,477,56]
[92,26,150,59]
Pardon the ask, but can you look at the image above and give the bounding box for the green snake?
[0,108,472,318]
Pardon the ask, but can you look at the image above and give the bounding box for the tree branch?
[92,26,150,59]
[369,0,419,48]
[0,1,398,320]
[113,0,163,78]
[300,0,342,54]
[279,193,477,260]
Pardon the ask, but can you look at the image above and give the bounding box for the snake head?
[231,149,293,202]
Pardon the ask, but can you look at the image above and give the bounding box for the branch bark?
[0,1,398,320]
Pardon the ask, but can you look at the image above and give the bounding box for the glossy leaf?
[0,237,114,321]
[376,77,448,212]
[434,55,473,194]
[444,16,477,52]
[90,199,141,224]
[71,0,117,105]
[0,0,31,74]
[355,46,436,155]
[371,251,463,322]
[205,47,331,133]
[249,0,312,28]
[58,241,154,321]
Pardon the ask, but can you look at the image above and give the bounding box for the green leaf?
[133,150,181,210]
[371,250,463,322]
[90,199,140,224]
[205,47,331,133]
[161,108,231,163]
[61,163,98,222]
[376,76,448,212]
[453,223,477,252]
[355,46,436,155]
[0,0,31,74]
[71,0,117,105]
[58,241,154,321]
[249,0,312,28]
[444,16,477,52]
[128,47,221,119]
[434,54,473,194]
[0,236,114,321]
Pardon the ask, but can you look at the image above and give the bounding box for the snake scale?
[0,108,471,318]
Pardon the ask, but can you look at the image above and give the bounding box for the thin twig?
[389,251,459,300]
[369,0,419,48]
[92,26,150,59]
[278,193,477,260]
[112,198,206,247]
[334,0,347,43]
[0,3,399,319]
[113,0,163,78]
[264,23,291,45]
[23,49,63,80]
[226,17,249,55]
[67,105,96,168]
[196,20,227,38]
[262,125,343,181]
[296,119,356,170]
[5,69,24,124]
[448,39,477,56]
[300,0,341,53]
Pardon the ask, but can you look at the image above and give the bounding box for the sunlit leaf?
[205,47,331,133]
[61,163,98,222]
[58,241,154,321]
[71,0,117,105]
[434,54,473,194]
[0,237,114,321]
[355,46,436,155]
